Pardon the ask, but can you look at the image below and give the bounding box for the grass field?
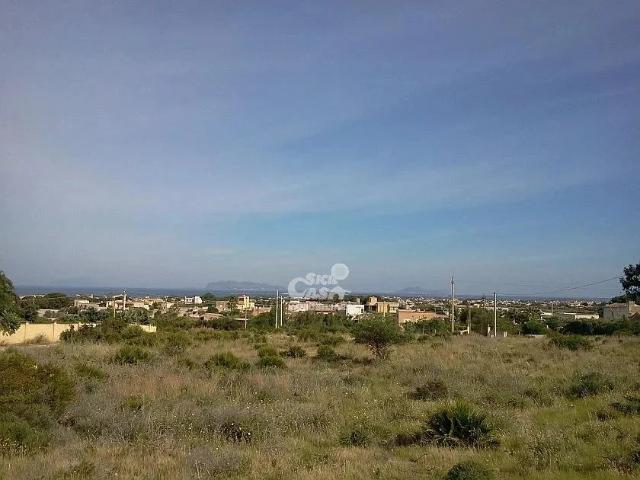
[2,331,640,479]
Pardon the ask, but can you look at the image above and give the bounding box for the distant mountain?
[204,280,282,293]
[393,286,448,296]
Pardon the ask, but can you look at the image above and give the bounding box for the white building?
[345,304,364,317]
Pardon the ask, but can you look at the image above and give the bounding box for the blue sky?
[0,1,638,297]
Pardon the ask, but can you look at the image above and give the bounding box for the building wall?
[603,302,640,320]
[397,310,445,325]
[0,323,157,345]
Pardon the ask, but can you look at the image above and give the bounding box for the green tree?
[352,317,402,359]
[124,307,150,325]
[616,262,640,302]
[0,271,22,334]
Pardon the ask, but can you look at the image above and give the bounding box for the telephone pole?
[275,289,279,329]
[493,292,497,338]
[450,276,455,333]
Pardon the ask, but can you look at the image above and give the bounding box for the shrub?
[445,461,495,480]
[318,334,344,347]
[256,355,286,368]
[121,394,147,411]
[219,421,253,443]
[340,425,370,447]
[410,380,448,401]
[112,345,151,364]
[316,345,338,361]
[74,364,108,382]
[122,325,158,347]
[611,396,640,415]
[161,331,192,356]
[352,318,402,359]
[523,320,547,335]
[204,352,249,370]
[282,345,306,358]
[568,372,613,398]
[0,349,74,455]
[0,414,49,455]
[550,335,593,351]
[256,345,279,358]
[398,403,497,448]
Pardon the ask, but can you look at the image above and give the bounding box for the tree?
[616,262,640,303]
[352,317,402,359]
[124,307,150,325]
[0,271,22,334]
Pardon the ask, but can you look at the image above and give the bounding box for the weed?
[445,461,494,480]
[204,352,249,370]
[398,403,497,448]
[282,345,306,358]
[257,355,286,368]
[409,379,448,400]
[74,364,107,381]
[550,335,593,351]
[340,425,370,447]
[112,345,151,364]
[316,345,339,361]
[567,372,613,398]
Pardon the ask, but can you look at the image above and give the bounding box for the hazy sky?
[1,1,638,297]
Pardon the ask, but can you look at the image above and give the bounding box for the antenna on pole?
[450,276,455,333]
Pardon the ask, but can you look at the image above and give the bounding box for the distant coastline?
[14,285,609,301]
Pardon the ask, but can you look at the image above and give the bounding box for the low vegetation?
[2,325,640,479]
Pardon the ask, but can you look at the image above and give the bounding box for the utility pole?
[450,276,455,333]
[493,292,497,338]
[467,304,471,334]
[279,295,284,327]
[275,289,279,329]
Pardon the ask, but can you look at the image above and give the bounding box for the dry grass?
[2,334,640,479]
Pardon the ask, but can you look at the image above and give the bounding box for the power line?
[494,276,620,297]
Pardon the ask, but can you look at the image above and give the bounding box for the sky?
[0,1,639,297]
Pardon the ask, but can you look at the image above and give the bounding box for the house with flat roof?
[603,301,640,320]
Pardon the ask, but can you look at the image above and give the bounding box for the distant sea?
[14,285,607,301]
[16,285,236,297]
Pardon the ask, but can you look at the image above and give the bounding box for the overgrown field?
[2,331,640,479]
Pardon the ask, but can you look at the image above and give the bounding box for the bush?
[550,335,593,351]
[340,425,370,447]
[0,350,74,455]
[0,414,49,455]
[74,364,108,382]
[121,394,147,411]
[398,403,497,448]
[611,395,640,415]
[445,461,495,480]
[161,331,192,356]
[256,345,279,358]
[112,345,151,364]
[282,345,306,358]
[219,421,252,443]
[352,318,402,359]
[316,345,339,361]
[523,320,547,335]
[410,380,448,401]
[256,355,286,368]
[568,372,613,398]
[204,352,249,370]
[318,334,344,347]
[122,325,158,347]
